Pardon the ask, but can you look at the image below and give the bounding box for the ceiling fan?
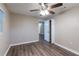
[30,3,63,16]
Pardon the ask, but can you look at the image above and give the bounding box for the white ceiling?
[6,3,79,19]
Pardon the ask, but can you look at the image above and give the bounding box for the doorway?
[38,21,44,41]
[38,20,52,43]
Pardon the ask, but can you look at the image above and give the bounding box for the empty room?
[0,3,79,56]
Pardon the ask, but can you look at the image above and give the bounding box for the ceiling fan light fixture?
[44,10,49,15]
[40,10,49,16]
[40,10,46,16]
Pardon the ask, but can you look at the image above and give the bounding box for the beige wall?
[10,14,39,45]
[0,4,10,56]
[54,7,79,54]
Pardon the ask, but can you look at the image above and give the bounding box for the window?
[0,9,4,32]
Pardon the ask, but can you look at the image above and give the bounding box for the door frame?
[49,20,52,43]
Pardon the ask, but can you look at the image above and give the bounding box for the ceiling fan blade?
[48,10,55,14]
[30,9,40,12]
[39,3,41,5]
[50,3,63,8]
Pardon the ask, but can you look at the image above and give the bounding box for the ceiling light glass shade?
[40,10,49,16]
[40,10,46,16]
[44,10,49,15]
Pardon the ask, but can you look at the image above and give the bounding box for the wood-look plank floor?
[7,40,78,56]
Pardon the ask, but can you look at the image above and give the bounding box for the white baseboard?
[55,43,79,55]
[10,40,39,46]
[4,45,11,56]
[4,41,79,56]
[4,40,39,56]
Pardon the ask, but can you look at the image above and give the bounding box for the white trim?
[55,43,79,55]
[4,45,11,56]
[51,19,55,43]
[10,40,39,46]
[4,40,39,56]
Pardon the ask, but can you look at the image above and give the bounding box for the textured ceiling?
[6,3,79,19]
